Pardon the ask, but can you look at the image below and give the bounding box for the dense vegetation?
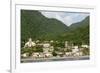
[21,10,89,47]
[59,16,89,45]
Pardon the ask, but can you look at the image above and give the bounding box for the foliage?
[52,51,57,56]
[82,48,90,55]
[21,10,89,47]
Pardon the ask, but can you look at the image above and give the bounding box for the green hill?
[21,10,89,47]
[21,10,68,43]
[69,16,89,30]
[59,16,89,45]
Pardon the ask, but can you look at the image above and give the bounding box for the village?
[21,38,89,62]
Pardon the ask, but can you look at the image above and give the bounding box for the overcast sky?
[40,11,89,26]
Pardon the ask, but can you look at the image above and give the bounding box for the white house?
[43,43,51,48]
[21,53,29,58]
[32,52,39,58]
[65,52,72,56]
[65,41,68,48]
[24,38,36,48]
[72,46,79,53]
[81,44,89,48]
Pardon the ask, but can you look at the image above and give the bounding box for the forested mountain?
[21,10,89,46]
[59,16,89,45]
[21,10,68,42]
[69,16,89,30]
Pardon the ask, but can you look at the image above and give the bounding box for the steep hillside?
[21,10,90,47]
[59,16,89,45]
[21,10,68,42]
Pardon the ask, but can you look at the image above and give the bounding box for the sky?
[40,11,89,26]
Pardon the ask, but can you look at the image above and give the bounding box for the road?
[21,56,89,63]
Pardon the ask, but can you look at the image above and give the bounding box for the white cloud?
[40,11,89,26]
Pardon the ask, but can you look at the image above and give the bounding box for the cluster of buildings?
[21,38,89,59]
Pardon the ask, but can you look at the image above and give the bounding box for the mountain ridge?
[21,10,89,47]
[21,10,68,42]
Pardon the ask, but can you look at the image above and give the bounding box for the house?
[81,44,89,48]
[24,38,36,48]
[65,41,68,48]
[21,53,29,58]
